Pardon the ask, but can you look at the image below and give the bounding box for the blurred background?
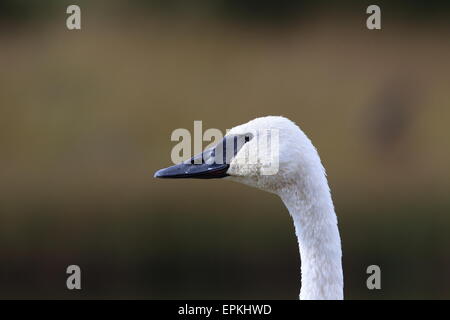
[0,0,449,299]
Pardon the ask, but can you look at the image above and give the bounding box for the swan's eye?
[233,134,253,156]
[244,133,254,143]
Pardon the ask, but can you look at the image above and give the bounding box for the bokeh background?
[1,0,449,299]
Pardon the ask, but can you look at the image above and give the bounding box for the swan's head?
[155,116,323,194]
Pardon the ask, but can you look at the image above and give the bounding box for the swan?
[154,116,343,300]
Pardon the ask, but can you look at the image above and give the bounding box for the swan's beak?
[154,135,248,179]
[154,161,229,179]
[154,148,230,179]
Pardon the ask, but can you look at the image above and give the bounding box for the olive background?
[0,1,449,299]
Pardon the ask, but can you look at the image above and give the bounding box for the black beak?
[154,134,251,179]
[154,139,231,179]
[154,161,229,179]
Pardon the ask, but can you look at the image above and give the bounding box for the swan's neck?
[279,174,343,300]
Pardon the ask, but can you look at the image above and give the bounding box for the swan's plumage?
[155,116,344,300]
[226,116,343,300]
